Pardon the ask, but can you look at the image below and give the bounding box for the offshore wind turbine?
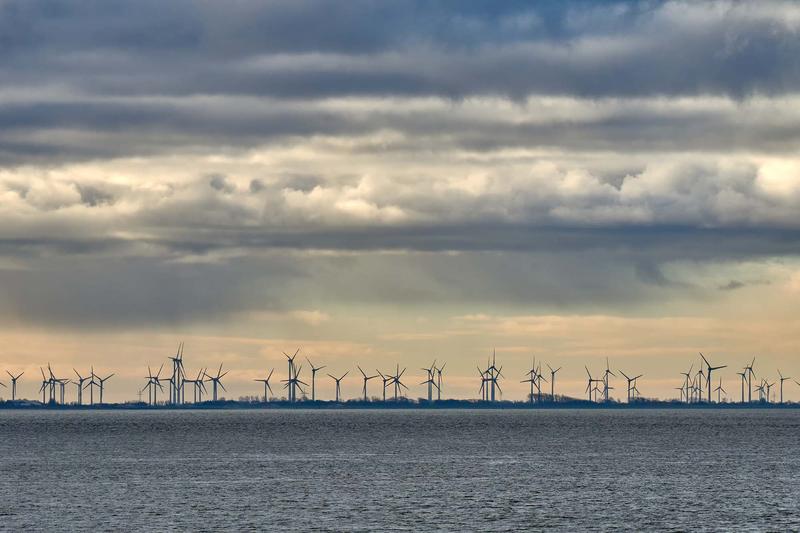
[478,367,489,401]
[700,353,726,403]
[358,366,378,402]
[535,363,547,403]
[181,368,205,403]
[421,360,438,402]
[283,349,301,402]
[204,364,228,402]
[143,364,165,405]
[48,366,68,404]
[6,370,23,401]
[306,357,325,401]
[184,368,208,403]
[547,364,561,401]
[736,371,746,403]
[254,369,275,403]
[744,358,756,403]
[73,369,89,405]
[755,381,765,402]
[168,342,186,405]
[765,380,775,403]
[714,377,726,403]
[619,370,643,403]
[38,368,50,404]
[778,370,790,404]
[602,358,615,402]
[390,364,408,401]
[328,371,349,403]
[84,366,101,405]
[485,350,503,402]
[97,372,114,404]
[434,363,445,400]
[585,366,595,402]
[680,364,694,404]
[282,362,308,402]
[522,358,537,404]
[377,370,391,402]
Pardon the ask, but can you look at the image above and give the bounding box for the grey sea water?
[0,409,797,531]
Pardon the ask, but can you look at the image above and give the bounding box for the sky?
[1,0,799,403]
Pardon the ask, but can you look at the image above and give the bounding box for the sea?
[0,409,797,531]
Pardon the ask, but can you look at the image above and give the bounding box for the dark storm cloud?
[0,0,798,328]
[0,0,798,164]
[1,1,798,100]
[2,224,799,263]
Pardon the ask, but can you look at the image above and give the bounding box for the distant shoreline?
[2,399,798,410]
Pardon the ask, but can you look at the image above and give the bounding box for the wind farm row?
[2,346,799,408]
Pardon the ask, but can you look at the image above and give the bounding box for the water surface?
[0,409,797,531]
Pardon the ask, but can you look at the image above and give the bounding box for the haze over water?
[1,409,797,531]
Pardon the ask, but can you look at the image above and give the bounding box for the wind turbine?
[754,381,765,402]
[377,370,391,402]
[765,380,775,403]
[778,370,791,404]
[534,363,547,403]
[97,373,114,404]
[602,358,615,402]
[485,350,503,402]
[168,342,186,405]
[328,371,349,403]
[5,370,23,401]
[390,364,408,401]
[434,363,445,400]
[49,366,68,404]
[204,364,228,402]
[744,358,756,403]
[547,364,561,402]
[182,368,207,403]
[421,360,438,402]
[73,369,89,405]
[700,353,726,403]
[281,361,308,402]
[39,368,51,404]
[522,358,537,404]
[143,364,165,405]
[358,366,378,402]
[84,366,100,405]
[585,366,597,402]
[680,364,694,404]
[736,371,746,403]
[283,349,301,402]
[306,357,325,402]
[254,369,275,403]
[478,367,489,401]
[714,377,726,403]
[619,370,643,403]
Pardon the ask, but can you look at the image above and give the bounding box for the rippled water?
[0,409,797,531]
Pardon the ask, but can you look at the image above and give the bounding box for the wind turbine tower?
[548,364,561,402]
[358,366,378,402]
[5,371,23,401]
[306,357,325,402]
[204,364,228,402]
[328,371,349,403]
[254,369,275,403]
[97,373,114,404]
[778,370,791,404]
[435,363,445,400]
[700,353,726,403]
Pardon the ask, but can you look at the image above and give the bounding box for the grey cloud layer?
[1,0,799,327]
[2,1,799,99]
